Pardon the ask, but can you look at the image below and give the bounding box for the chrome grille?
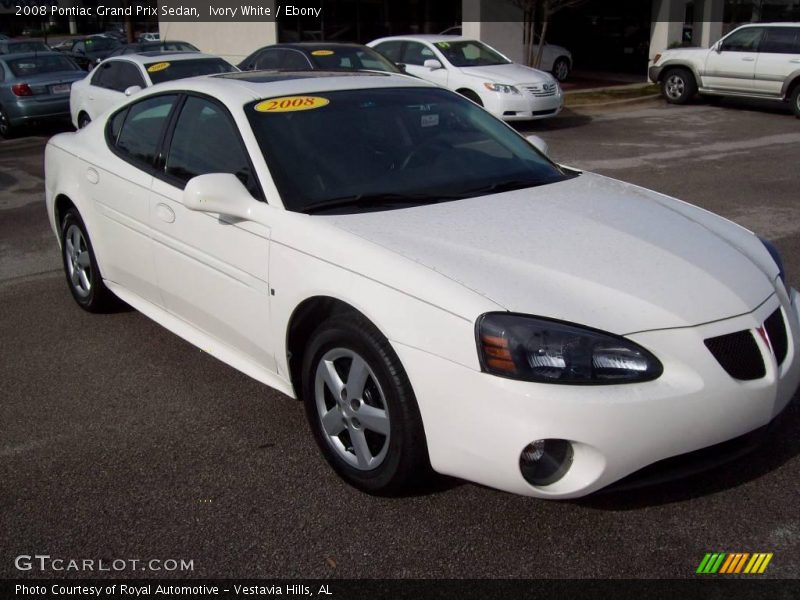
[523,82,558,97]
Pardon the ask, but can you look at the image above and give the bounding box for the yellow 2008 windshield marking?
[254,96,330,113]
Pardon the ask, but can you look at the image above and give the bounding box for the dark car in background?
[0,52,84,137]
[238,42,404,74]
[0,41,52,54]
[54,36,121,69]
[105,41,199,59]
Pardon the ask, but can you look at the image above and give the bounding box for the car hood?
[323,173,775,334]
[459,63,554,84]
[658,47,709,61]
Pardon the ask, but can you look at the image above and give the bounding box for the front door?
[704,27,765,91]
[149,95,275,371]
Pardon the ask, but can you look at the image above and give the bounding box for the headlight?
[483,82,521,95]
[759,237,786,285]
[476,313,663,384]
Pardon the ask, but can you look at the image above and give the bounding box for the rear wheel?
[552,57,570,82]
[661,68,696,104]
[0,107,16,139]
[302,313,429,495]
[790,85,800,119]
[60,208,116,312]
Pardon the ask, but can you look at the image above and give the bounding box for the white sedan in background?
[368,35,563,121]
[69,51,237,128]
[45,71,799,498]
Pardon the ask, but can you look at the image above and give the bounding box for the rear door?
[753,26,800,96]
[86,61,125,119]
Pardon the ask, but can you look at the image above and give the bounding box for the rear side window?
[760,27,800,54]
[113,94,177,167]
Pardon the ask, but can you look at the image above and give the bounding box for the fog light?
[519,439,573,486]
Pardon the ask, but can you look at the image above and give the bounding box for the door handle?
[155,203,175,223]
[790,59,800,64]
[86,168,99,184]
[741,57,755,62]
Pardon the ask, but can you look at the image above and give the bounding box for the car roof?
[270,42,373,50]
[139,70,435,105]
[0,51,70,61]
[372,34,469,43]
[736,22,800,27]
[105,51,223,65]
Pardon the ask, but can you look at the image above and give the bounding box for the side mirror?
[423,58,443,70]
[183,173,255,220]
[124,85,142,96]
[396,62,407,73]
[526,134,549,156]
[715,42,723,53]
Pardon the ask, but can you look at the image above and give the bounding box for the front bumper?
[396,285,800,498]
[482,89,564,121]
[648,65,663,84]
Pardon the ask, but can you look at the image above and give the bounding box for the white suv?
[649,22,800,117]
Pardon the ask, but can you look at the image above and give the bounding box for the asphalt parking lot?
[1,97,799,580]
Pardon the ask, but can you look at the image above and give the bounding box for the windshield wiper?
[462,179,546,196]
[303,193,453,214]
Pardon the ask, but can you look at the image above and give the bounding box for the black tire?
[78,112,91,129]
[302,313,429,495]
[791,86,800,119]
[661,68,697,104]
[60,208,117,312]
[458,89,483,107]
[552,57,570,82]
[0,106,16,139]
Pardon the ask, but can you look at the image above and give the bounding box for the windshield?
[434,40,511,67]
[306,46,402,73]
[145,58,236,83]
[246,87,571,214]
[8,54,80,76]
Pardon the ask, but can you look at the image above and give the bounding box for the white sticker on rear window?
[421,114,439,128]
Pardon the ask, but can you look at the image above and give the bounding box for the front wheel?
[302,313,429,495]
[661,68,697,104]
[61,208,116,312]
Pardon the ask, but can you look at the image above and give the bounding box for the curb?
[566,94,661,109]
[563,82,654,96]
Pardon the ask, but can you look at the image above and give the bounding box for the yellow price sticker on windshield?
[147,62,171,73]
[255,96,330,113]
[311,50,335,56]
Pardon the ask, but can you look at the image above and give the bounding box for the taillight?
[11,83,33,97]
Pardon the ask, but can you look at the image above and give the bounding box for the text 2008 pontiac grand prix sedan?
[44,70,800,498]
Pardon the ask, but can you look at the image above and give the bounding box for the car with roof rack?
[45,69,800,498]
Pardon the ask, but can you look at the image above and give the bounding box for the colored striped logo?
[696,552,773,574]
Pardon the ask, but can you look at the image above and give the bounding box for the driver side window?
[164,96,260,198]
[720,27,764,52]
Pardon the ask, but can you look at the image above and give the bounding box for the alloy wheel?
[64,223,92,298]
[665,75,685,100]
[314,348,390,470]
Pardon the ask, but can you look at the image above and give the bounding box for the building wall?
[157,21,278,64]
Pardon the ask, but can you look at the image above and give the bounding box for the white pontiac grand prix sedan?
[45,70,799,499]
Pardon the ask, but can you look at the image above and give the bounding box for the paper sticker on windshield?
[436,42,451,49]
[311,50,335,56]
[421,114,439,128]
[147,62,170,73]
[255,96,330,113]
